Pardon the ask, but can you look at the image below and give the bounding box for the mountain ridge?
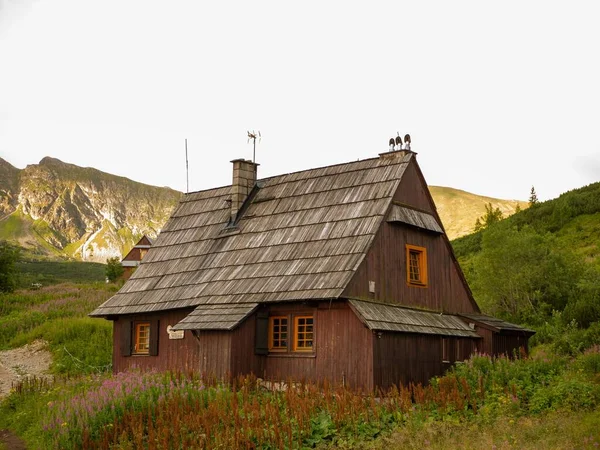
[0,156,527,261]
[0,156,182,262]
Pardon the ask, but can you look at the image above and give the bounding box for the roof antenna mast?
[247,130,261,163]
[185,138,189,193]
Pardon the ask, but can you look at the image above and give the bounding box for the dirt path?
[0,340,52,449]
[0,339,52,398]
[0,429,26,450]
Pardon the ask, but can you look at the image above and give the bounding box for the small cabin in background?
[121,235,153,280]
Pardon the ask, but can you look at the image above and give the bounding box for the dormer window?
[406,244,427,287]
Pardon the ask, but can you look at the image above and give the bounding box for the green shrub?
[529,374,600,413]
[105,257,123,282]
[0,240,21,292]
[574,345,600,375]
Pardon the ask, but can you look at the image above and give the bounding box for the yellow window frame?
[406,244,428,287]
[134,322,150,355]
[293,315,314,352]
[268,316,289,352]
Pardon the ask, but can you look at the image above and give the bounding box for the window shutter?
[255,311,269,355]
[121,320,132,357]
[149,319,160,356]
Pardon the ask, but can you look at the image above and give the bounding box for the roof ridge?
[180,154,412,198]
[259,155,411,186]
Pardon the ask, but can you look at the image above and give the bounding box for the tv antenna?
[247,130,261,163]
[185,138,189,193]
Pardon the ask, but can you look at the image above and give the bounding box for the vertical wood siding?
[373,334,478,390]
[493,333,530,358]
[112,309,201,373]
[392,161,435,212]
[196,331,232,379]
[475,327,494,356]
[314,302,373,391]
[231,315,264,378]
[472,327,530,358]
[343,221,477,313]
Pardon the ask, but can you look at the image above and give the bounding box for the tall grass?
[0,283,114,374]
[2,348,596,449]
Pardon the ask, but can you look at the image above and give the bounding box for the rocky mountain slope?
[0,156,526,262]
[0,157,182,262]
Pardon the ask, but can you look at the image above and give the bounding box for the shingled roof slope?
[459,313,536,334]
[90,152,413,317]
[349,300,481,338]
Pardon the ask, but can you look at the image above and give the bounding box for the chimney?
[378,149,409,160]
[230,159,259,221]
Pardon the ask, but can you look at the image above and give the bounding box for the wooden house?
[90,149,534,391]
[120,235,153,280]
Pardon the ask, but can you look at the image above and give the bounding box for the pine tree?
[529,186,538,205]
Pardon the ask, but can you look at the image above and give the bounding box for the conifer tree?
[529,186,538,205]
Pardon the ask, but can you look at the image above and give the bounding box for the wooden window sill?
[267,353,316,359]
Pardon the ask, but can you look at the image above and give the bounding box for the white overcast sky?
[1,1,599,202]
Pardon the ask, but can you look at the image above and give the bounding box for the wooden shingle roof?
[349,300,481,338]
[90,152,414,317]
[459,313,536,335]
[172,303,259,331]
[387,204,443,233]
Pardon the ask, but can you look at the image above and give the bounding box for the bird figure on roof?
[388,137,395,151]
[395,132,403,151]
[404,134,411,150]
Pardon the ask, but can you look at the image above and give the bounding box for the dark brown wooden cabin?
[91,148,533,391]
[120,235,153,280]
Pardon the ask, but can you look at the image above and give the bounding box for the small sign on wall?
[167,325,184,340]
[368,280,376,293]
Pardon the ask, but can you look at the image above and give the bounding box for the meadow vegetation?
[1,269,599,448]
[1,348,599,449]
[0,282,114,375]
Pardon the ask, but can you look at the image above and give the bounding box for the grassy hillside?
[451,181,600,349]
[0,283,114,373]
[453,181,600,264]
[430,186,528,240]
[16,259,106,287]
